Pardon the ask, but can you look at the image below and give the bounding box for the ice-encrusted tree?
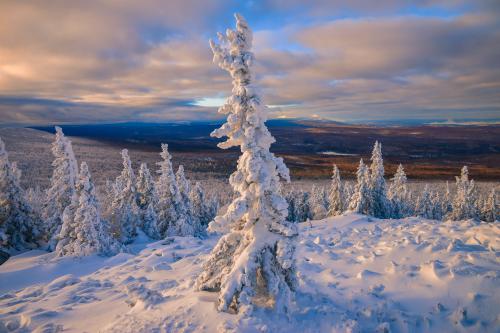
[56,162,120,257]
[110,149,138,244]
[294,190,311,223]
[0,138,42,252]
[431,191,444,220]
[368,141,389,218]
[135,163,160,239]
[349,159,370,214]
[196,14,297,315]
[449,166,478,220]
[387,164,408,218]
[327,164,344,216]
[481,189,497,222]
[309,185,328,220]
[43,127,79,250]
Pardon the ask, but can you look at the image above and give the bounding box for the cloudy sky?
[1,0,499,125]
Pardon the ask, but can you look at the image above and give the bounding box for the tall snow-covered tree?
[449,166,478,220]
[481,189,497,222]
[135,163,160,239]
[110,149,137,244]
[368,141,389,218]
[387,164,408,218]
[0,138,42,252]
[349,159,370,214]
[56,162,120,257]
[43,127,79,250]
[327,164,344,216]
[196,15,297,315]
[431,191,444,220]
[309,185,327,220]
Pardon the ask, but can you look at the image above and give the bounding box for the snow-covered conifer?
[441,181,452,216]
[190,181,212,227]
[349,159,370,214]
[431,191,443,220]
[328,164,344,216]
[415,185,434,219]
[196,15,297,315]
[174,165,200,236]
[481,189,497,222]
[449,166,478,220]
[387,164,408,218]
[43,127,79,250]
[135,163,160,239]
[368,141,389,218]
[56,162,120,257]
[155,144,179,236]
[110,149,137,244]
[309,185,327,220]
[295,190,312,222]
[0,138,42,252]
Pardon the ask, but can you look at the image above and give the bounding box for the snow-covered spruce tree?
[0,138,42,251]
[294,190,312,222]
[328,164,344,216]
[449,166,478,220]
[481,189,497,222]
[135,163,160,239]
[349,159,370,214]
[110,149,138,244]
[155,144,195,237]
[415,185,434,219]
[441,181,452,217]
[43,127,79,250]
[368,141,390,218]
[309,185,327,220]
[387,164,408,218]
[431,191,444,220]
[56,162,120,257]
[284,189,297,222]
[190,181,212,227]
[196,14,297,315]
[25,186,44,216]
[175,165,201,235]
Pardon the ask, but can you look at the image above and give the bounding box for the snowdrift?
[1,214,499,332]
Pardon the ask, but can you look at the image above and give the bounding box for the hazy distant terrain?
[28,120,500,180]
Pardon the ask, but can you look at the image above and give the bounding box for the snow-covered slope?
[1,214,499,332]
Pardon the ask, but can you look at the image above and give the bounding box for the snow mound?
[1,214,499,332]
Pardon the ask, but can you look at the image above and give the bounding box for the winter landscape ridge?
[0,9,499,333]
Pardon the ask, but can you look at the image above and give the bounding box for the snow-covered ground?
[1,214,499,332]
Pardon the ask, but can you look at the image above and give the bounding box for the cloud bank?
[0,0,499,124]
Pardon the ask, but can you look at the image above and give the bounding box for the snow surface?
[1,214,499,332]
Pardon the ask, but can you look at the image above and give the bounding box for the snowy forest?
[0,13,499,333]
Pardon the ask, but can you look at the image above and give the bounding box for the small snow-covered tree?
[349,159,370,214]
[481,189,497,222]
[110,149,138,244]
[295,190,312,222]
[368,141,389,218]
[174,165,200,236]
[441,181,452,216]
[327,164,344,216]
[190,181,212,227]
[135,163,160,239]
[449,166,478,220]
[0,138,42,252]
[26,186,44,216]
[415,185,433,219]
[196,15,297,315]
[309,185,327,220]
[43,127,79,250]
[431,191,444,220]
[155,144,179,236]
[387,164,408,218]
[284,189,297,222]
[56,162,120,257]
